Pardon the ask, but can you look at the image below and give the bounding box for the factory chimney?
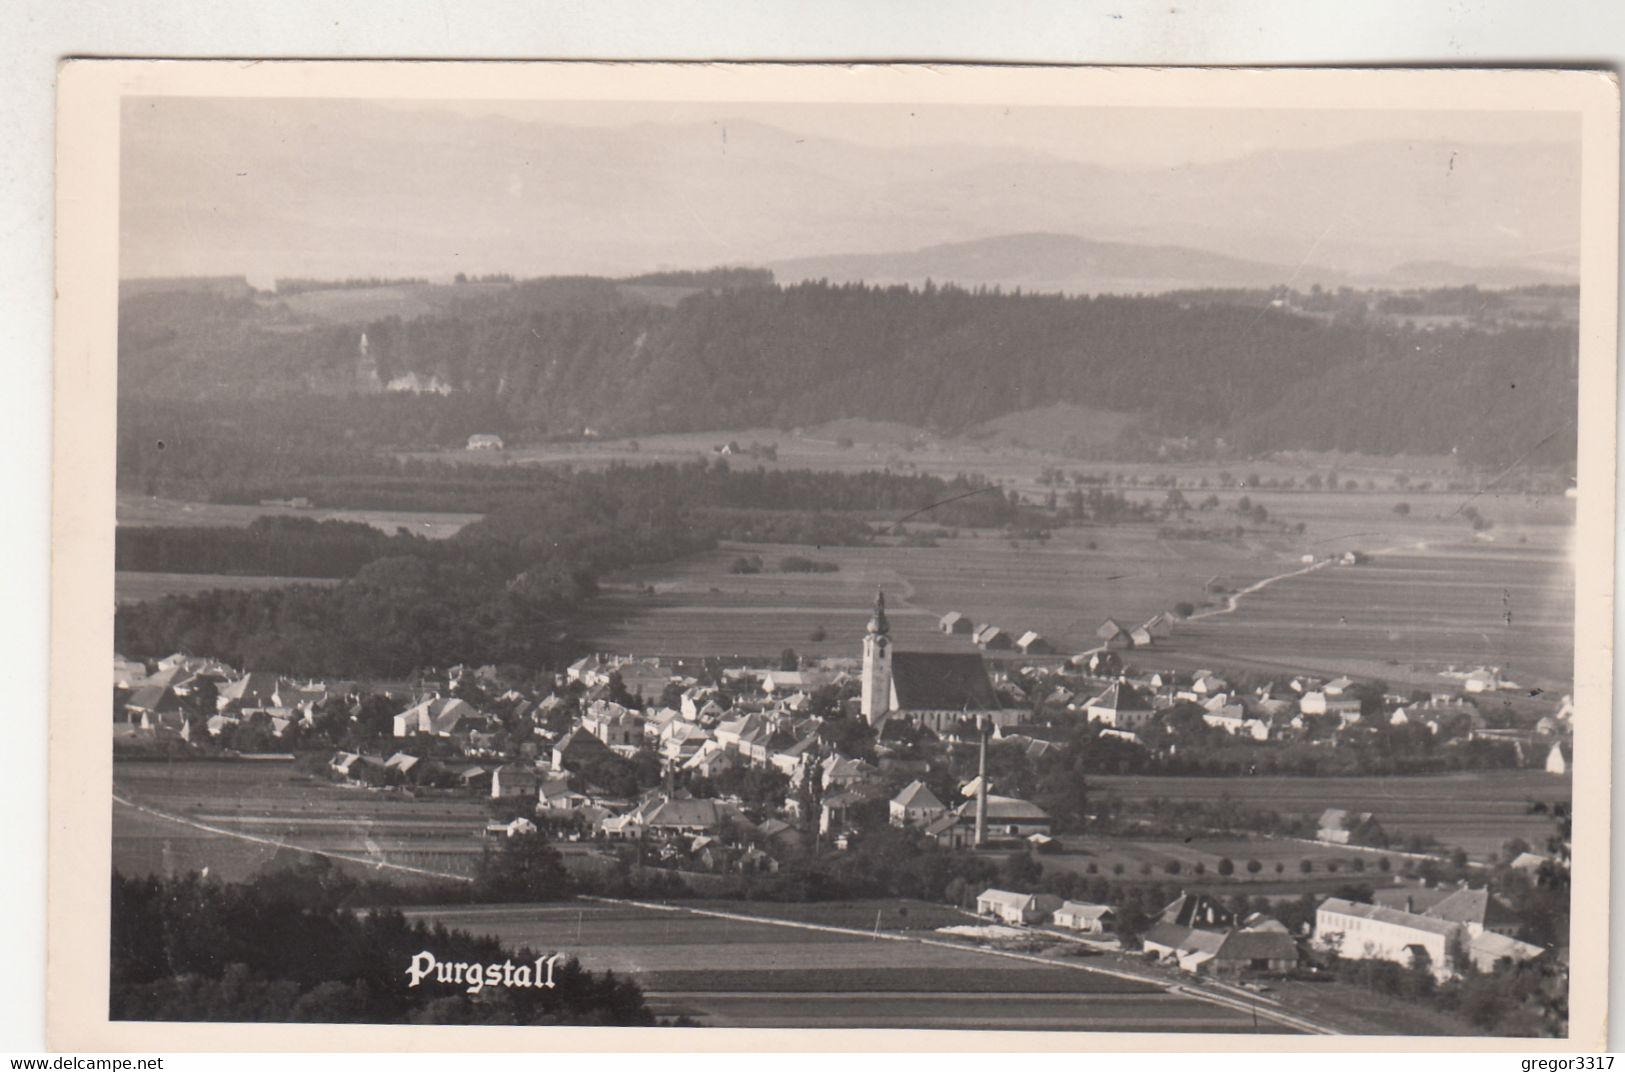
[974,712,989,848]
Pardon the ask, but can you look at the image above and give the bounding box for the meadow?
[117,491,480,539]
[115,571,341,605]
[113,757,491,882]
[397,901,1280,1032]
[1088,770,1571,861]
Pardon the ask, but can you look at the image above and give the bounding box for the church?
[859,590,1023,733]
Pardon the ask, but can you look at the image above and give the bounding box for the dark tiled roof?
[1217,929,1299,962]
[1159,892,1235,930]
[1089,680,1154,712]
[890,653,1002,712]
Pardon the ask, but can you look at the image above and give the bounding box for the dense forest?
[118,278,1579,469]
[111,862,653,1025]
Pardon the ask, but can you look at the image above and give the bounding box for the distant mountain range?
[768,233,1574,295]
[122,100,1579,291]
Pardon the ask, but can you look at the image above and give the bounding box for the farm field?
[113,757,493,882]
[583,520,1573,696]
[1034,837,1406,890]
[583,529,1289,662]
[115,571,341,605]
[117,491,480,539]
[398,901,1283,1032]
[1088,770,1571,861]
[1172,536,1574,693]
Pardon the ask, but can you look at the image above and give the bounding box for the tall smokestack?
[974,713,988,848]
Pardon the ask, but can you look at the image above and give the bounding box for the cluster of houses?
[985,658,1574,766]
[969,884,1545,983]
[937,609,1176,659]
[115,653,356,741]
[975,888,1116,935]
[1141,892,1301,977]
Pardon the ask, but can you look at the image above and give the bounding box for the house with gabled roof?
[1016,631,1054,655]
[1083,679,1156,730]
[975,888,1063,926]
[551,727,616,771]
[939,611,974,635]
[889,780,947,827]
[1053,901,1116,934]
[974,626,1014,651]
[1095,619,1132,649]
[644,796,724,839]
[491,762,540,800]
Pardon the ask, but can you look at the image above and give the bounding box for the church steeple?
[867,587,890,636]
[861,587,893,725]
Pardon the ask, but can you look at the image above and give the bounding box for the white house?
[1083,680,1156,730]
[1053,901,1116,934]
[975,888,1063,925]
[889,780,947,827]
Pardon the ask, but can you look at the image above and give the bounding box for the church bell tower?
[860,588,893,724]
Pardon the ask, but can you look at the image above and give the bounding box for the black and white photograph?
[48,61,1617,1049]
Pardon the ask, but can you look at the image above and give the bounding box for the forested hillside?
[119,278,1579,469]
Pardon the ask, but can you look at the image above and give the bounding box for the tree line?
[120,277,1579,469]
[111,862,653,1025]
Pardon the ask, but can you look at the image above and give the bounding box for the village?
[113,585,1570,994]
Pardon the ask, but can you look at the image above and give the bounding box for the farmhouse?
[1128,625,1154,648]
[1083,680,1157,730]
[1143,612,1176,639]
[859,591,1020,731]
[1095,619,1132,649]
[1052,901,1115,934]
[466,434,504,451]
[975,888,1063,925]
[938,611,974,635]
[1207,929,1299,976]
[1159,892,1235,931]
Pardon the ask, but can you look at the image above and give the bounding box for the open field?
[117,491,480,539]
[115,571,342,605]
[113,757,492,882]
[398,901,1284,1032]
[584,519,1573,695]
[1172,539,1574,691]
[583,530,1289,662]
[396,419,1474,505]
[1089,770,1571,861]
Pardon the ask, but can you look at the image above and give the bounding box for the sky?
[119,96,1582,284]
[380,98,1577,169]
